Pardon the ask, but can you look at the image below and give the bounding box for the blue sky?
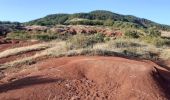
[0,0,170,25]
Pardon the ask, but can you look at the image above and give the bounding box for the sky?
[0,0,170,25]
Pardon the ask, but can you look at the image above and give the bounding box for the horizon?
[1,0,170,25]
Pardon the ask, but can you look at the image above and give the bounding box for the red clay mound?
[0,56,170,100]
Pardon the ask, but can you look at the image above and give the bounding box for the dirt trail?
[0,56,170,100]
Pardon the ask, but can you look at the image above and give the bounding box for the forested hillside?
[26,10,170,31]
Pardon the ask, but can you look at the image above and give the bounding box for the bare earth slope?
[0,56,170,100]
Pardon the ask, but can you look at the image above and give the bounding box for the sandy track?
[0,56,170,100]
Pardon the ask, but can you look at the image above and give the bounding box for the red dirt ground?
[0,56,170,100]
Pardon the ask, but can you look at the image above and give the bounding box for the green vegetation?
[66,33,105,50]
[141,36,170,47]
[26,10,170,31]
[124,30,142,38]
[7,30,31,40]
[2,34,170,69]
[26,14,69,26]
[65,18,103,25]
[66,34,92,49]
[7,30,72,41]
[121,28,170,47]
[0,21,21,36]
[7,27,170,48]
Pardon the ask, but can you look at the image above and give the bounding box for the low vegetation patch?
[66,33,106,50]
[7,30,72,41]
[1,38,165,70]
[141,36,170,47]
[2,26,170,70]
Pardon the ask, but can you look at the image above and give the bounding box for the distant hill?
[26,10,170,31]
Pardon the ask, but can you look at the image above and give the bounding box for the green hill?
[26,10,170,31]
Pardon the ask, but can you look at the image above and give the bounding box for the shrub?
[34,34,58,41]
[124,30,141,38]
[145,29,161,37]
[7,31,31,40]
[67,19,103,25]
[104,36,111,42]
[109,38,143,48]
[122,48,140,57]
[89,33,105,43]
[66,33,106,50]
[66,34,92,49]
[103,19,114,26]
[141,36,170,47]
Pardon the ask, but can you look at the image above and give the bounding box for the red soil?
[0,56,170,100]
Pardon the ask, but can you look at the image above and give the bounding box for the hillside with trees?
[26,10,170,31]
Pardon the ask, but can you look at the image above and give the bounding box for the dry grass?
[0,43,53,59]
[1,41,66,68]
[160,49,170,60]
[1,38,170,69]
[161,31,170,38]
[94,38,169,60]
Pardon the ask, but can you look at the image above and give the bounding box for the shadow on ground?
[0,75,63,93]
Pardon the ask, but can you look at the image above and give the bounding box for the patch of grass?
[124,30,142,38]
[0,43,51,59]
[0,41,66,68]
[7,30,73,41]
[66,34,91,49]
[33,34,58,41]
[7,31,31,40]
[66,33,105,50]
[160,49,170,60]
[94,38,161,60]
[108,38,145,48]
[1,55,39,69]
[1,37,169,70]
[141,36,170,47]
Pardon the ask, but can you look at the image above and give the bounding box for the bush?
[67,19,103,25]
[89,33,105,43]
[141,29,169,47]
[7,30,73,41]
[66,33,106,50]
[104,36,111,41]
[145,29,161,37]
[34,34,58,41]
[141,36,170,47]
[66,34,92,49]
[124,30,141,38]
[103,19,114,26]
[108,38,143,48]
[122,48,140,57]
[7,31,31,40]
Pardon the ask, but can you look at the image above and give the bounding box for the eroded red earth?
[0,56,169,100]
